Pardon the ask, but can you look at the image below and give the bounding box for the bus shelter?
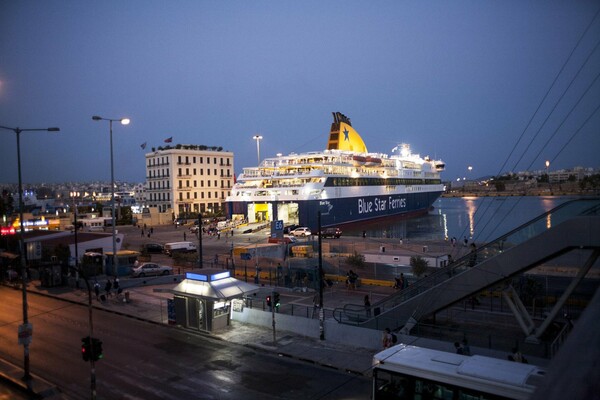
[169,269,259,332]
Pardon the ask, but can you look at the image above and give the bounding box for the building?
[144,145,234,218]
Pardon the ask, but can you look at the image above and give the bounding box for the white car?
[131,262,173,277]
[291,227,312,237]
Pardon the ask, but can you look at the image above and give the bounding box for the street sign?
[240,252,252,260]
[18,323,32,346]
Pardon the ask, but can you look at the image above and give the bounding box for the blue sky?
[1,1,599,185]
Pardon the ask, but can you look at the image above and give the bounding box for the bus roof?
[373,344,545,397]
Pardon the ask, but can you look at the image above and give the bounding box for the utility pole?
[318,211,325,340]
[198,214,203,268]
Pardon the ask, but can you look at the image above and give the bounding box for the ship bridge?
[333,198,600,343]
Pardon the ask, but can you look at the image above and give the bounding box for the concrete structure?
[144,145,234,218]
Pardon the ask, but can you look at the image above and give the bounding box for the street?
[0,286,371,399]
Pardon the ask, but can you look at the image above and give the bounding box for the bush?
[410,256,429,277]
[346,252,366,269]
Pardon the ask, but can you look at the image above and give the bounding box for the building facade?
[144,145,234,218]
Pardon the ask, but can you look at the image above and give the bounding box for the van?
[164,241,197,256]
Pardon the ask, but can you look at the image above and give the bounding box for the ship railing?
[333,197,600,325]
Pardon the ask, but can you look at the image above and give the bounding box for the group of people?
[94,277,121,301]
[346,270,359,289]
[393,273,407,290]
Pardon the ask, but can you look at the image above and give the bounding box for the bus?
[372,344,545,400]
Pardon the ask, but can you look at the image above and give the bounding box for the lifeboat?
[365,156,382,166]
[352,155,366,166]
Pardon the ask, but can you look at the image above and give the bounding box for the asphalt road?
[0,286,370,400]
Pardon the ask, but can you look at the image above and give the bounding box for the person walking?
[104,279,113,298]
[382,328,392,349]
[454,341,464,354]
[364,295,372,318]
[94,280,100,301]
[468,243,478,267]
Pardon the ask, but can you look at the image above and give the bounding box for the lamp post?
[253,134,263,165]
[70,191,80,284]
[545,160,550,181]
[92,116,130,276]
[0,124,60,388]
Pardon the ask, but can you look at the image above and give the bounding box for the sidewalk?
[1,280,379,398]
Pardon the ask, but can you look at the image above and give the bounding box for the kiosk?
[170,269,259,332]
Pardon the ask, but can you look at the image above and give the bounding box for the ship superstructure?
[225,112,445,230]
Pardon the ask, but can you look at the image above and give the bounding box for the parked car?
[143,243,164,254]
[131,262,173,277]
[291,227,312,237]
[319,227,342,238]
[267,235,298,244]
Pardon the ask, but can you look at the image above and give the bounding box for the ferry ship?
[225,112,445,230]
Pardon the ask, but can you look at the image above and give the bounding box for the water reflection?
[344,196,573,243]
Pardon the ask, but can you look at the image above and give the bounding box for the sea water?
[345,196,578,243]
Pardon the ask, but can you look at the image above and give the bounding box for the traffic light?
[91,337,103,361]
[81,336,91,361]
[81,336,103,362]
[266,295,272,308]
[273,292,280,309]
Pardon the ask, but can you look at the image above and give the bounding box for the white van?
[164,241,197,256]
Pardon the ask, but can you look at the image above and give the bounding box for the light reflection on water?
[344,196,575,243]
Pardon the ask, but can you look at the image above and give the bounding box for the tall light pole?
[545,160,550,180]
[253,134,263,165]
[92,116,130,276]
[0,124,60,388]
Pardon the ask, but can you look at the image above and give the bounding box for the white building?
[144,145,234,218]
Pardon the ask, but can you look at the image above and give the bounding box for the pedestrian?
[468,243,477,267]
[105,279,112,298]
[141,229,144,237]
[400,272,406,289]
[150,227,154,234]
[454,341,464,355]
[463,236,468,247]
[364,295,371,317]
[312,293,319,318]
[382,328,392,349]
[451,236,456,247]
[113,277,120,292]
[183,231,187,241]
[362,230,366,238]
[94,280,100,300]
[346,270,357,289]
[217,231,221,240]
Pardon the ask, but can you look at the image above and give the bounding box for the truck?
[164,241,197,256]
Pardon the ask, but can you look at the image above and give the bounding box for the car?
[291,227,312,237]
[267,235,298,244]
[189,226,199,233]
[319,227,342,238]
[131,262,173,277]
[283,224,300,234]
[143,243,164,254]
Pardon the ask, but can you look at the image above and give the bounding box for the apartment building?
[144,145,234,218]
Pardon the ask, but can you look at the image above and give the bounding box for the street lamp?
[0,124,60,388]
[253,134,263,165]
[545,160,550,180]
[92,116,130,276]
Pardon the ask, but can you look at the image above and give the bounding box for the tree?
[346,252,366,269]
[410,256,429,277]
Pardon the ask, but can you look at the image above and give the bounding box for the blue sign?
[241,252,252,260]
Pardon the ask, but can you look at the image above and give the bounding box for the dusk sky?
[1,1,599,185]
